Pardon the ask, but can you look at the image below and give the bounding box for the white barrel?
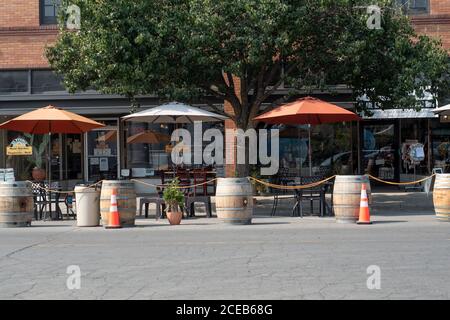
[75,185,100,227]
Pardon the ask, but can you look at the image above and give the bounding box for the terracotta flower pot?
[166,211,182,225]
[32,167,46,181]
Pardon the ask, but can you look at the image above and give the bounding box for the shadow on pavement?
[371,220,408,224]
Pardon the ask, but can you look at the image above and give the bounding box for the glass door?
[85,120,119,182]
[360,121,399,182]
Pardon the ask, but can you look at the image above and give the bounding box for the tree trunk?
[234,118,254,178]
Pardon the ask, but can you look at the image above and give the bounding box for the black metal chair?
[31,182,47,220]
[294,176,326,217]
[271,168,297,216]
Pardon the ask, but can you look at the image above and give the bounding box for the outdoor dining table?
[291,180,334,218]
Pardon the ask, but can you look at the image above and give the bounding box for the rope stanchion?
[248,175,336,190]
[367,174,435,186]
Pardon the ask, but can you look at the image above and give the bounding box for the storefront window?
[431,120,450,173]
[362,123,397,180]
[400,119,429,176]
[5,131,48,181]
[278,123,353,177]
[125,122,172,177]
[86,121,119,181]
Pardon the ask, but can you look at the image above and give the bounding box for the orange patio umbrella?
[254,96,361,125]
[0,105,105,134]
[126,130,170,144]
[97,130,117,143]
[254,96,361,175]
[0,105,105,183]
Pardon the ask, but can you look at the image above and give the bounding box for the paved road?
[0,213,449,299]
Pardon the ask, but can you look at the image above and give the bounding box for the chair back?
[191,169,207,196]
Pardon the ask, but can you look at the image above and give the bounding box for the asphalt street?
[0,213,448,299]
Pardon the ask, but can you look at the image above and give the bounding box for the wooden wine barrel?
[215,178,253,225]
[100,181,137,227]
[433,174,450,222]
[333,175,371,224]
[0,182,34,228]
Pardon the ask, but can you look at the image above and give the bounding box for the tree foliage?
[48,0,450,120]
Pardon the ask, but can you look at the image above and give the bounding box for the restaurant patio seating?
[139,197,166,219]
[185,168,214,218]
[293,176,332,217]
[271,167,297,216]
[31,181,64,220]
[32,182,47,220]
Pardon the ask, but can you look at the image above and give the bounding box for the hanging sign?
[6,137,33,156]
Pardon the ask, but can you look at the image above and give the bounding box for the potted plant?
[25,133,49,181]
[162,178,185,225]
[250,166,268,196]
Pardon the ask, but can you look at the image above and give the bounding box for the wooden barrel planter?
[100,181,137,227]
[0,182,34,228]
[215,177,253,225]
[333,175,371,224]
[433,174,450,222]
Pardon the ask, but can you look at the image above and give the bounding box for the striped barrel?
[215,178,253,225]
[0,182,34,228]
[333,175,372,224]
[433,174,450,222]
[100,181,137,227]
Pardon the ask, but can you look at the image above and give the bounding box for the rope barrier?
[249,175,336,190]
[25,173,436,194]
[366,174,436,186]
[131,178,219,189]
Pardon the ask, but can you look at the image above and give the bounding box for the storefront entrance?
[360,121,400,182]
[84,119,120,182]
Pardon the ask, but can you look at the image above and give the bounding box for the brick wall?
[412,1,450,51]
[414,22,450,50]
[0,0,39,28]
[0,33,56,69]
[430,0,450,15]
[0,0,56,69]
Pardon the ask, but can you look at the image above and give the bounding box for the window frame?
[0,69,31,96]
[39,0,61,25]
[397,0,429,15]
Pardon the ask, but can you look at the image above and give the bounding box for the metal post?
[308,124,312,176]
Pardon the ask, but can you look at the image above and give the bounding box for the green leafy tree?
[47,0,450,176]
[47,0,177,111]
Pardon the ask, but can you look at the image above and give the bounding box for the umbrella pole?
[47,132,52,219]
[308,124,312,176]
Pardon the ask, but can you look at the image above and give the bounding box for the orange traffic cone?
[105,188,121,229]
[357,183,372,224]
